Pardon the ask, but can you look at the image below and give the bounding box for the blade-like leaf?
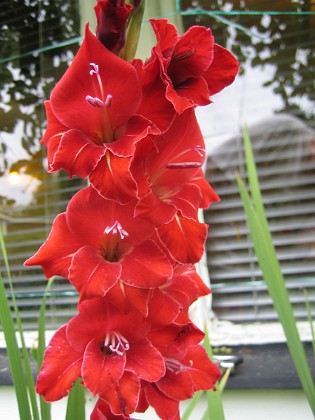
[37,277,55,420]
[0,230,32,419]
[65,378,86,420]
[204,325,225,420]
[236,128,315,416]
[303,289,315,360]
[181,391,204,420]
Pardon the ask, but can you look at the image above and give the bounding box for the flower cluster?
[25,1,238,418]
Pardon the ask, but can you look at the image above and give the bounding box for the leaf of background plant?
[304,289,315,360]
[65,378,86,420]
[203,325,225,420]
[37,277,55,420]
[0,227,40,420]
[181,391,204,420]
[236,129,315,416]
[0,263,32,418]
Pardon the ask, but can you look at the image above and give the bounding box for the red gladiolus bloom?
[41,26,173,202]
[36,300,165,412]
[131,109,219,225]
[94,0,133,54]
[143,323,221,419]
[146,19,239,114]
[25,187,173,301]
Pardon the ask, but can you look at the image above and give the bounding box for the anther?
[85,95,104,107]
[104,221,129,239]
[103,331,130,356]
[89,62,99,76]
[105,94,113,108]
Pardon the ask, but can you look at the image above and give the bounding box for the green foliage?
[236,126,315,417]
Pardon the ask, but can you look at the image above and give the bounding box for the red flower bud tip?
[94,0,133,54]
[104,221,129,239]
[103,331,130,356]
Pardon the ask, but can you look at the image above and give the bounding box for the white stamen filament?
[104,221,129,240]
[88,62,113,143]
[104,331,130,356]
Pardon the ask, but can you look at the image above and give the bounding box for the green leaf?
[37,277,55,420]
[181,391,204,420]
[204,325,225,420]
[65,378,86,420]
[236,128,315,416]
[0,230,32,419]
[303,289,315,360]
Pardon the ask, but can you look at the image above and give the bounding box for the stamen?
[165,358,185,374]
[105,94,113,108]
[193,145,206,157]
[88,62,113,144]
[85,95,104,107]
[103,331,130,356]
[172,47,195,62]
[104,221,129,239]
[165,146,206,169]
[89,62,99,76]
[166,161,202,169]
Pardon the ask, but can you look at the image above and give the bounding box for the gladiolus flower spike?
[25,1,238,418]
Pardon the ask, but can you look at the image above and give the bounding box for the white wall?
[0,387,314,420]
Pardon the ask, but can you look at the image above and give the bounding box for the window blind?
[204,114,315,322]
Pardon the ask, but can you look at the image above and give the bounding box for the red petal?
[150,19,178,57]
[89,152,137,203]
[24,213,82,278]
[36,326,82,401]
[135,191,176,225]
[125,339,165,381]
[91,398,131,419]
[147,288,181,325]
[40,100,67,146]
[102,371,140,416]
[145,384,180,420]
[156,369,194,400]
[121,240,173,288]
[50,129,105,178]
[192,171,220,208]
[168,26,213,85]
[69,246,121,300]
[82,338,126,395]
[133,57,176,133]
[183,346,221,391]
[157,215,208,264]
[166,76,210,113]
[204,43,239,95]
